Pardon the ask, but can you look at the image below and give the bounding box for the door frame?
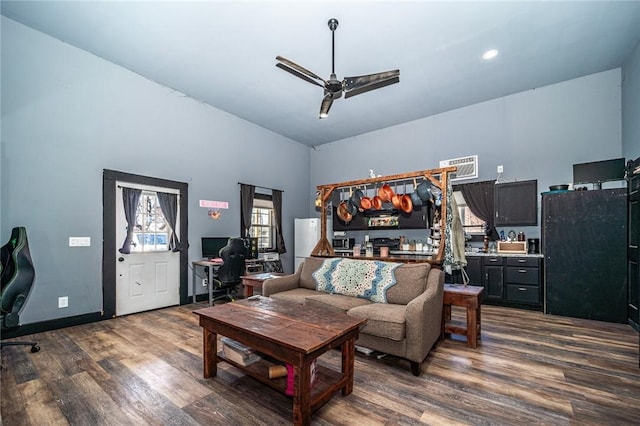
[103,169,189,319]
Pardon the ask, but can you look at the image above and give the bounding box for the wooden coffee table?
[193,297,366,426]
[442,284,484,348]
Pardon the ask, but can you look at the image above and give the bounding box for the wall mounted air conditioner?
[439,155,478,181]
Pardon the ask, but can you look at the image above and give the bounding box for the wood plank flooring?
[2,303,639,425]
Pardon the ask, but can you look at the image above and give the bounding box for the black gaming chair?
[212,238,246,303]
[1,227,40,353]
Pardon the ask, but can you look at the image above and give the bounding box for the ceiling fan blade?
[344,75,400,99]
[319,95,334,119]
[276,56,326,85]
[343,70,400,98]
[276,63,324,88]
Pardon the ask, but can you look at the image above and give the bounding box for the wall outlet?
[497,165,504,173]
[69,237,91,247]
[58,296,69,308]
[202,278,208,287]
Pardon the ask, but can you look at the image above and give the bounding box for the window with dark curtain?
[157,192,185,252]
[240,184,255,238]
[272,189,287,254]
[456,180,500,240]
[119,187,142,254]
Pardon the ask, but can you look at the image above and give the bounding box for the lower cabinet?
[444,254,543,311]
[469,255,543,311]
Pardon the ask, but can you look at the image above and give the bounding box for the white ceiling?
[3,1,640,147]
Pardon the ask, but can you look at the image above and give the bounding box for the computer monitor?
[573,158,625,189]
[201,237,230,259]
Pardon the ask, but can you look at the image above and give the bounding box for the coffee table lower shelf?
[217,352,344,412]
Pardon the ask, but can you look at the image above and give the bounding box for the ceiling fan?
[276,18,400,119]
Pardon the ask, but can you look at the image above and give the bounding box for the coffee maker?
[527,238,540,254]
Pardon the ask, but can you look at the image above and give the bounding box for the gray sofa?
[262,256,444,376]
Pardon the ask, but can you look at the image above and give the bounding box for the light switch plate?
[58,296,68,308]
[497,165,504,173]
[69,237,91,247]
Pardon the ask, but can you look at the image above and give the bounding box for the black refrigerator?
[542,188,627,323]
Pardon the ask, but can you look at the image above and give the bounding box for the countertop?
[332,248,543,258]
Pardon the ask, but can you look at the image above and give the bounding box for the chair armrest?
[262,274,300,296]
[404,268,444,361]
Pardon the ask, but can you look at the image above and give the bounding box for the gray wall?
[1,17,311,325]
[622,40,640,161]
[310,69,623,242]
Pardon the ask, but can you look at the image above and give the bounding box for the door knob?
[118,257,125,262]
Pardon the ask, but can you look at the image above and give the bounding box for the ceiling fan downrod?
[328,18,338,75]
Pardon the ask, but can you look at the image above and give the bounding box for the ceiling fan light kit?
[276,18,400,119]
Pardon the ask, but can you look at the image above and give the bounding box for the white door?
[115,182,180,316]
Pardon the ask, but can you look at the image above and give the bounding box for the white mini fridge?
[294,218,332,272]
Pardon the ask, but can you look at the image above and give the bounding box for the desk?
[192,260,223,305]
[442,284,484,348]
[240,272,284,298]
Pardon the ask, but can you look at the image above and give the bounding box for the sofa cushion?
[304,293,372,314]
[347,304,406,341]
[269,288,319,305]
[312,258,401,303]
[385,263,430,305]
[299,257,326,290]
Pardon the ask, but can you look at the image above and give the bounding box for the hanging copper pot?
[371,183,383,210]
[391,183,403,209]
[360,185,372,210]
[336,189,352,223]
[401,181,413,213]
[379,183,394,202]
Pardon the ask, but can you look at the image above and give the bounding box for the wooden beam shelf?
[311,166,457,265]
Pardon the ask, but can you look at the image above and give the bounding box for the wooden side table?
[442,284,484,348]
[240,273,284,298]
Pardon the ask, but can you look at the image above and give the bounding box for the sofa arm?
[262,273,301,297]
[404,268,445,362]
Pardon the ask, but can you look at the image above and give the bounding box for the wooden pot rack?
[311,166,457,264]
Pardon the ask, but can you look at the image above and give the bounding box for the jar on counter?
[380,246,389,258]
[352,244,361,257]
[365,241,374,257]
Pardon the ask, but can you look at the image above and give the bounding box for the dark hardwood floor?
[2,303,639,425]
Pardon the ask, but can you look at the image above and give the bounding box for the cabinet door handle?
[517,259,526,263]
[518,269,527,273]
[518,287,527,291]
[489,258,498,262]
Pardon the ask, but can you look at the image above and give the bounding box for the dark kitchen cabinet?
[484,256,505,300]
[466,254,544,311]
[398,204,429,229]
[465,256,483,286]
[627,157,640,331]
[505,257,542,306]
[332,206,365,231]
[494,180,538,226]
[542,189,627,323]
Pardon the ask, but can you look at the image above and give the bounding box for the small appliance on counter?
[527,238,540,254]
[332,237,355,249]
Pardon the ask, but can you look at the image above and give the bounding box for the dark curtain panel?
[272,189,287,254]
[458,180,500,240]
[240,184,255,237]
[157,192,185,252]
[119,187,142,254]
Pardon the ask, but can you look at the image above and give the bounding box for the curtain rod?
[238,182,283,192]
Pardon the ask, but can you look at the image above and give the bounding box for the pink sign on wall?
[199,200,229,209]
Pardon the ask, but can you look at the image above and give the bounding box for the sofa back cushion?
[299,257,326,289]
[300,257,430,305]
[385,262,431,304]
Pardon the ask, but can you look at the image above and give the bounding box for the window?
[453,191,485,234]
[132,192,169,252]
[249,196,275,250]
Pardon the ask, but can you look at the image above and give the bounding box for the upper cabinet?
[494,180,538,226]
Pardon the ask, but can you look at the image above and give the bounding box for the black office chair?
[1,227,40,353]
[212,238,246,303]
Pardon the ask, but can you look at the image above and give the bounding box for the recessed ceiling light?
[482,49,499,60]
